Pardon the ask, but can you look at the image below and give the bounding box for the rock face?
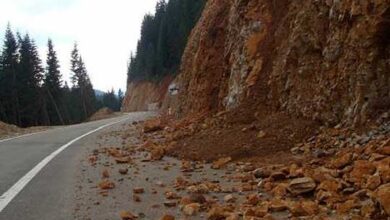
[163,0,390,126]
[122,76,173,112]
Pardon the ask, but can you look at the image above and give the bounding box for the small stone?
[257,130,266,138]
[270,171,286,181]
[119,168,128,175]
[160,214,175,220]
[224,194,236,203]
[212,157,232,169]
[183,203,200,216]
[330,153,352,169]
[133,195,141,202]
[164,200,177,207]
[115,157,131,164]
[102,169,109,178]
[288,177,316,195]
[98,180,115,190]
[269,199,288,212]
[366,174,381,190]
[133,187,145,194]
[165,191,181,200]
[120,211,137,220]
[253,168,271,178]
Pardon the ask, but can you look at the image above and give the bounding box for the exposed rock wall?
[167,0,390,126]
[122,77,173,112]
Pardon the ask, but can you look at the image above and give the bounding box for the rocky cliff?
[122,76,173,112]
[161,0,389,126]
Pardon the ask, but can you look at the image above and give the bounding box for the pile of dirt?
[89,108,115,121]
[0,121,21,137]
[131,115,390,219]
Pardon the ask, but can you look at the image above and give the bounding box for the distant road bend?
[0,112,153,220]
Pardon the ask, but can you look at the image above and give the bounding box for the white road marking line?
[0,131,48,144]
[0,117,129,213]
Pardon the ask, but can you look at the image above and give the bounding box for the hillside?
[121,0,390,218]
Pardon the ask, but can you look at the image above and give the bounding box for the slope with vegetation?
[122,0,206,111]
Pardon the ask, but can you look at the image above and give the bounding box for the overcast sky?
[0,0,158,92]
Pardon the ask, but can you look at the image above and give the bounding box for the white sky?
[0,0,158,92]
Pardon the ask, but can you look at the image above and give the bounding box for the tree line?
[127,0,206,83]
[0,24,122,127]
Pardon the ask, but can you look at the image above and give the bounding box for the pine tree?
[0,24,20,125]
[118,88,124,110]
[17,34,44,126]
[69,43,96,121]
[44,39,64,125]
[127,0,206,83]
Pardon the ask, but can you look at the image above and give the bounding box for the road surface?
[0,112,153,220]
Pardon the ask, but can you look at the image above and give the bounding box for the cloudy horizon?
[0,0,159,92]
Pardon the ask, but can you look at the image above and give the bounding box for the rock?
[271,183,288,197]
[102,169,110,178]
[246,193,261,205]
[348,160,376,186]
[317,179,342,193]
[133,195,141,202]
[302,201,319,215]
[270,171,286,181]
[269,199,288,212]
[212,157,232,169]
[119,168,128,175]
[374,183,390,215]
[377,146,390,155]
[288,200,319,216]
[183,203,200,216]
[98,180,115,190]
[287,177,316,195]
[290,146,303,155]
[330,153,353,169]
[253,167,271,178]
[160,214,175,220]
[336,199,361,214]
[257,130,266,138]
[164,200,177,207]
[150,147,165,161]
[165,191,181,200]
[189,193,207,204]
[207,206,228,219]
[365,174,381,190]
[115,157,131,164]
[288,164,304,178]
[133,187,145,194]
[143,118,163,133]
[375,158,390,183]
[224,194,236,203]
[120,211,137,220]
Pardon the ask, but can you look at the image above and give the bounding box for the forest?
[127,0,206,83]
[0,25,122,127]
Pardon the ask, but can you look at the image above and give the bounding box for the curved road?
[0,112,152,220]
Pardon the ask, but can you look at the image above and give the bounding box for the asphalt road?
[0,112,153,220]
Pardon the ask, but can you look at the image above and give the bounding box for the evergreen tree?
[69,43,96,121]
[127,0,206,83]
[118,88,124,110]
[0,24,20,125]
[17,35,44,126]
[44,39,64,125]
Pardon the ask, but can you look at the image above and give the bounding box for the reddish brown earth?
[117,1,390,218]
